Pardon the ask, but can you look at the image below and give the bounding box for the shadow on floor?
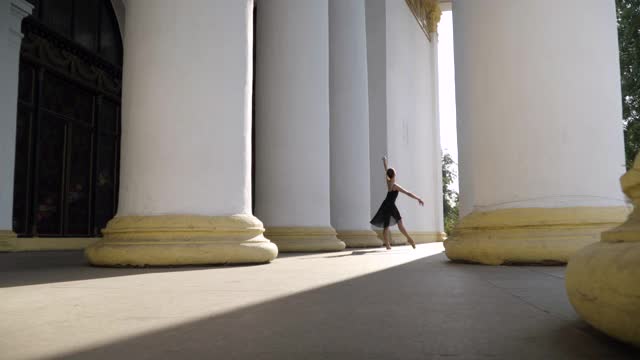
[34,253,638,360]
[284,246,417,260]
[0,251,269,288]
[323,249,390,258]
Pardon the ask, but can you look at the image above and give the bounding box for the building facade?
[0,0,638,346]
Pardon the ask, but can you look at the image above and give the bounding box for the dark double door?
[13,13,122,238]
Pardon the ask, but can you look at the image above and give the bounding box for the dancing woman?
[370,156,424,250]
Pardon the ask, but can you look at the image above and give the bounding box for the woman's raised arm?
[393,184,425,206]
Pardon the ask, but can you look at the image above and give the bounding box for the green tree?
[617,0,640,168]
[442,152,459,234]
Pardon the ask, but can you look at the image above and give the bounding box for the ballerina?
[370,155,424,250]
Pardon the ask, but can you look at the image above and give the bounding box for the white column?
[256,0,345,251]
[366,0,445,245]
[445,0,629,265]
[86,0,278,266]
[329,0,381,248]
[0,0,32,250]
[365,0,389,227]
[397,7,444,244]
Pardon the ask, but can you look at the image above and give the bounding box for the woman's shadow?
[324,249,386,258]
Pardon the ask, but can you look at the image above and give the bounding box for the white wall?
[117,0,255,216]
[366,0,444,232]
[0,0,32,230]
[453,0,627,217]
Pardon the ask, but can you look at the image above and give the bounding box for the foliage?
[442,152,459,234]
[617,0,640,168]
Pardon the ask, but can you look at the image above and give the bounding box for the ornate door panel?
[13,0,122,238]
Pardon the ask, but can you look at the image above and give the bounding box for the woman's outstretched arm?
[393,184,425,206]
[382,155,388,172]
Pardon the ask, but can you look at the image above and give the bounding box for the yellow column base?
[374,231,446,245]
[0,231,98,252]
[566,241,640,347]
[337,230,383,248]
[565,154,640,347]
[409,231,447,244]
[85,214,278,266]
[0,230,17,251]
[264,227,346,252]
[444,207,629,265]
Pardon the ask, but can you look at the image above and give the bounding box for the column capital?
[6,0,33,46]
[9,0,32,17]
[405,0,442,41]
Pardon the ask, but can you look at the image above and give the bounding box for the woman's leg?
[382,227,391,249]
[397,220,416,249]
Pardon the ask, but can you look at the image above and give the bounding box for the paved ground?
[1,243,638,360]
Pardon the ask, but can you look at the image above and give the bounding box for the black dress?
[370,190,402,228]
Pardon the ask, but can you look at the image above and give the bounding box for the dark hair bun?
[386,168,395,179]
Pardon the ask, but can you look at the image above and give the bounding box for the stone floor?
[0,243,638,360]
